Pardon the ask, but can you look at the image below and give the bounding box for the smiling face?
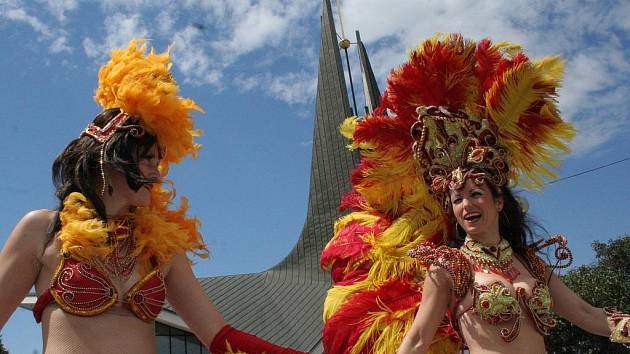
[449,178,504,243]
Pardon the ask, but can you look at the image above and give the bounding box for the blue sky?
[1,0,629,353]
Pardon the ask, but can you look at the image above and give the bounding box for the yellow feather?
[486,63,541,126]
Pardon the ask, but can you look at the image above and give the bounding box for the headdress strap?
[82,111,130,143]
[80,110,146,196]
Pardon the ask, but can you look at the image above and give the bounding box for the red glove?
[209,324,307,354]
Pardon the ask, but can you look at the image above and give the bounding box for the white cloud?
[82,13,149,59]
[202,0,317,64]
[210,5,287,58]
[570,114,625,155]
[235,70,316,105]
[156,9,176,35]
[267,71,316,105]
[50,34,72,53]
[38,0,78,22]
[234,74,261,92]
[3,7,52,37]
[98,0,170,11]
[171,25,222,86]
[0,2,75,53]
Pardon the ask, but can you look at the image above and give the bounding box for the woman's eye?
[452,197,462,204]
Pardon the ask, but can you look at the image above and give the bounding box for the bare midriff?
[459,310,546,354]
[41,307,156,354]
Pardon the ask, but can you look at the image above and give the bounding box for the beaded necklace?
[460,236,520,283]
[94,217,137,280]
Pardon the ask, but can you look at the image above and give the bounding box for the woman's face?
[449,178,503,241]
[109,143,162,209]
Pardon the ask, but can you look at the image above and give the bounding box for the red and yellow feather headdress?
[321,33,575,353]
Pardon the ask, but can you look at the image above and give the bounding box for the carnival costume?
[320,33,629,353]
[33,39,305,354]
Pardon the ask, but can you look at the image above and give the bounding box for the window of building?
[155,322,209,354]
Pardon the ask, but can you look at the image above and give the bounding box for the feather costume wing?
[320,34,574,354]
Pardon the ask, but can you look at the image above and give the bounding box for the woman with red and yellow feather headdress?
[321,34,629,353]
[0,39,304,354]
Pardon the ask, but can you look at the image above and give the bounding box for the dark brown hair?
[50,108,158,234]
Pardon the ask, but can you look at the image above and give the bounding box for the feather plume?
[321,33,574,354]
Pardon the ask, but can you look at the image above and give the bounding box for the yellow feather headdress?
[95,38,203,166]
[60,39,208,265]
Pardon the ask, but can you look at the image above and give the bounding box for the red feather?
[320,222,377,272]
[322,278,422,354]
[353,114,415,159]
[385,35,478,120]
[339,190,366,212]
[475,38,503,91]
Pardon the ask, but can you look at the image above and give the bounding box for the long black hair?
[50,108,158,235]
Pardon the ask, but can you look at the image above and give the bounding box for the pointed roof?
[163,0,357,351]
[356,30,381,114]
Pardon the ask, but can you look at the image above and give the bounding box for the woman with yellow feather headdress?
[0,40,305,354]
[320,34,629,353]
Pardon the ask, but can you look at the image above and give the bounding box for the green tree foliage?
[546,235,630,354]
[0,334,8,354]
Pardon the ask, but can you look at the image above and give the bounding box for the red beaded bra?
[33,242,166,323]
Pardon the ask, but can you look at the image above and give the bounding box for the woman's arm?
[164,253,226,345]
[0,210,52,329]
[397,265,453,354]
[549,273,611,336]
[165,253,306,353]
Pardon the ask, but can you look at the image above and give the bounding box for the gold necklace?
[460,236,520,282]
[95,217,137,280]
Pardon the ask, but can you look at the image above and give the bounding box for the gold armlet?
[605,307,630,345]
[408,245,472,299]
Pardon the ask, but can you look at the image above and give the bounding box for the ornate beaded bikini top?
[409,238,558,342]
[33,256,165,322]
[33,222,166,323]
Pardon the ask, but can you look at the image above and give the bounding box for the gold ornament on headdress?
[411,105,509,207]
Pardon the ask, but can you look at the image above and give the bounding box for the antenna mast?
[335,0,358,116]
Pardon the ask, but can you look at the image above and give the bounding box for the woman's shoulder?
[12,209,57,244]
[19,209,57,229]
[3,209,57,263]
[408,244,472,298]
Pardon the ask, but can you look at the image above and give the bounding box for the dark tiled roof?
[165,0,357,352]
